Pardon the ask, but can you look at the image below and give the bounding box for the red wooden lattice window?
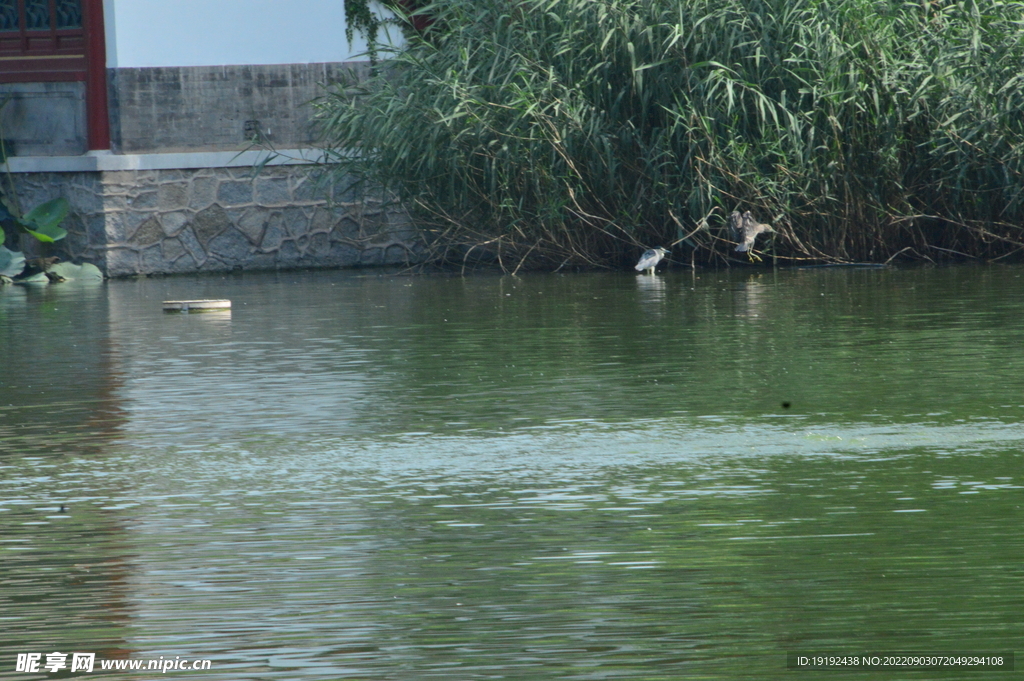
[0,0,85,81]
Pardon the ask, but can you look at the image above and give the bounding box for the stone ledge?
[2,148,325,174]
[8,163,423,277]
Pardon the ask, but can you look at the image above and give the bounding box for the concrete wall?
[0,1,398,157]
[100,0,395,154]
[11,165,424,277]
[107,62,367,154]
[0,83,87,156]
[104,0,400,68]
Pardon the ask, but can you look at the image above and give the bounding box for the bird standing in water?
[729,211,773,260]
[634,247,669,275]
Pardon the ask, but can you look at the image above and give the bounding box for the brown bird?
[729,211,773,257]
[27,256,60,270]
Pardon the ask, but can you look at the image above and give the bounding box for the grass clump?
[318,0,1024,270]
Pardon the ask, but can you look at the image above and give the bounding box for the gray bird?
[729,210,773,256]
[635,247,669,275]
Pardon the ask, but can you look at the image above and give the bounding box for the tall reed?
[317,0,1024,269]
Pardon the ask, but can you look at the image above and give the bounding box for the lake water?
[1,265,1022,680]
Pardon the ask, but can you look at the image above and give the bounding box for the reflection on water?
[2,266,1024,679]
[731,275,769,319]
[634,270,668,304]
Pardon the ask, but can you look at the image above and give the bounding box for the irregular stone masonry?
[10,165,424,277]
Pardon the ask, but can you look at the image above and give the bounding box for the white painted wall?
[103,0,401,68]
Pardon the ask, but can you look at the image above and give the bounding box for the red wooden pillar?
[82,0,109,150]
[396,0,433,32]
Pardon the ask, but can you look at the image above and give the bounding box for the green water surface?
[1,265,1022,680]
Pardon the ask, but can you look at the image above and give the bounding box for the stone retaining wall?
[11,165,424,277]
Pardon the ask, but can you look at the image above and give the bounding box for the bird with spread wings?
[729,211,773,260]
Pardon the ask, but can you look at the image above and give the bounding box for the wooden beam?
[82,0,108,150]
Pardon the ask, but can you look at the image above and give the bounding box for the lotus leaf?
[14,271,48,284]
[0,244,24,278]
[47,261,104,282]
[19,198,69,243]
[80,262,103,279]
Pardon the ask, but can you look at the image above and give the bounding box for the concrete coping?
[0,148,326,173]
